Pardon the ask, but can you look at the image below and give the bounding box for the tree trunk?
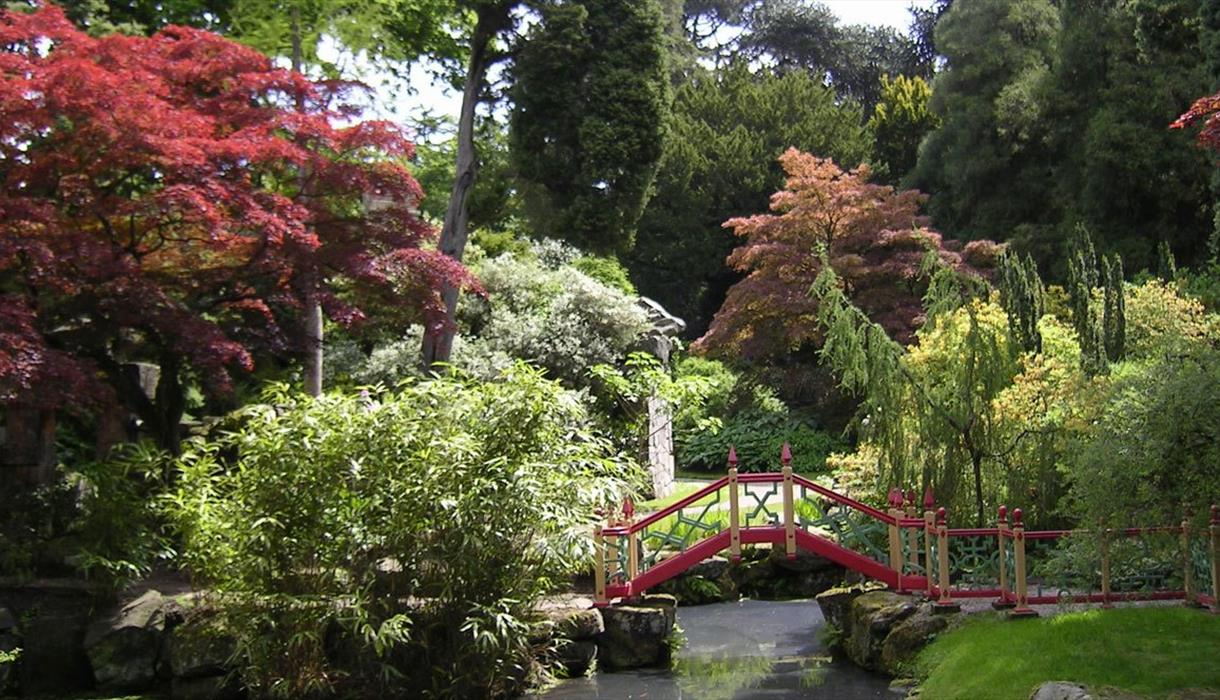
[303,294,323,396]
[154,353,186,455]
[971,450,985,527]
[291,5,324,397]
[421,7,505,366]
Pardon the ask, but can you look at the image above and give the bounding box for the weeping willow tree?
[812,258,1026,526]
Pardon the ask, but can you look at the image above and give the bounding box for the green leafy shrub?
[590,353,846,474]
[571,255,636,295]
[164,366,642,698]
[72,444,174,586]
[328,246,649,390]
[1068,346,1220,526]
[0,443,169,588]
[678,405,846,474]
[588,353,721,453]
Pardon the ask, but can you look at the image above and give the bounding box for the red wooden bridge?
[593,445,1220,616]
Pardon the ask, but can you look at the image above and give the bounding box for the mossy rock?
[597,597,676,670]
[844,591,916,672]
[879,605,950,675]
[555,609,603,641]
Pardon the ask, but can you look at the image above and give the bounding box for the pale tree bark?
[291,6,324,397]
[421,5,509,366]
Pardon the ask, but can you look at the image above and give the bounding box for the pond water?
[533,598,895,699]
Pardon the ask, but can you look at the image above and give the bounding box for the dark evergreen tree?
[1067,226,1106,375]
[912,0,1059,246]
[510,0,671,255]
[998,251,1044,354]
[1103,253,1126,363]
[1157,240,1178,282]
[624,62,872,336]
[914,0,1213,271]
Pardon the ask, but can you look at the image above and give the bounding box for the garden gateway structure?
[594,445,1220,615]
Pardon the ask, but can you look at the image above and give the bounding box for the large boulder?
[726,547,847,600]
[0,578,104,694]
[85,589,179,691]
[879,605,949,675]
[596,595,677,670]
[556,639,598,677]
[168,621,238,680]
[1030,682,1093,700]
[844,591,916,672]
[815,584,876,634]
[555,609,603,642]
[688,556,731,580]
[768,547,839,574]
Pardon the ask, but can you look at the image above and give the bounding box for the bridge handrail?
[592,443,1220,616]
[790,473,897,524]
[601,476,730,536]
[601,472,903,538]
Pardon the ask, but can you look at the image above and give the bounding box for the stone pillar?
[2,406,57,486]
[634,297,686,501]
[645,396,675,499]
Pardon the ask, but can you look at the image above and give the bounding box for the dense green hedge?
[164,366,643,698]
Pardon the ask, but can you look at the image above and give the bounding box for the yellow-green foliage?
[825,444,882,504]
[1122,279,1220,358]
[829,298,1091,525]
[990,315,1100,518]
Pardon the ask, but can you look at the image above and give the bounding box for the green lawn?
[640,482,705,512]
[915,607,1220,700]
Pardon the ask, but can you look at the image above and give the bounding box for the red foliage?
[1173,91,1220,153]
[694,148,999,361]
[0,4,475,413]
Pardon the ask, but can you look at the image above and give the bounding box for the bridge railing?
[594,445,915,604]
[911,504,1220,615]
[593,446,1219,615]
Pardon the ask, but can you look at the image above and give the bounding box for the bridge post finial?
[923,487,935,511]
[780,442,792,467]
[727,445,738,470]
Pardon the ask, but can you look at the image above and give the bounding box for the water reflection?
[534,599,892,699]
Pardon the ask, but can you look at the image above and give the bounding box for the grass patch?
[675,468,720,482]
[915,607,1220,700]
[640,483,705,512]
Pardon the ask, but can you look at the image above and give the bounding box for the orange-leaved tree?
[694,148,1000,361]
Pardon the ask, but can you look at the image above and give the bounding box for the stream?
[534,598,895,699]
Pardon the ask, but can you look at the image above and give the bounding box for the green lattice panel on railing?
[901,525,929,576]
[1108,532,1181,593]
[639,488,725,570]
[793,487,888,561]
[741,481,781,526]
[607,533,629,584]
[1026,537,1099,601]
[1192,539,1214,597]
[947,535,1002,590]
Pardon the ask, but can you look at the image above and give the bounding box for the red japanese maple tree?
[694,148,1000,361]
[1173,91,1220,152]
[0,4,474,451]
